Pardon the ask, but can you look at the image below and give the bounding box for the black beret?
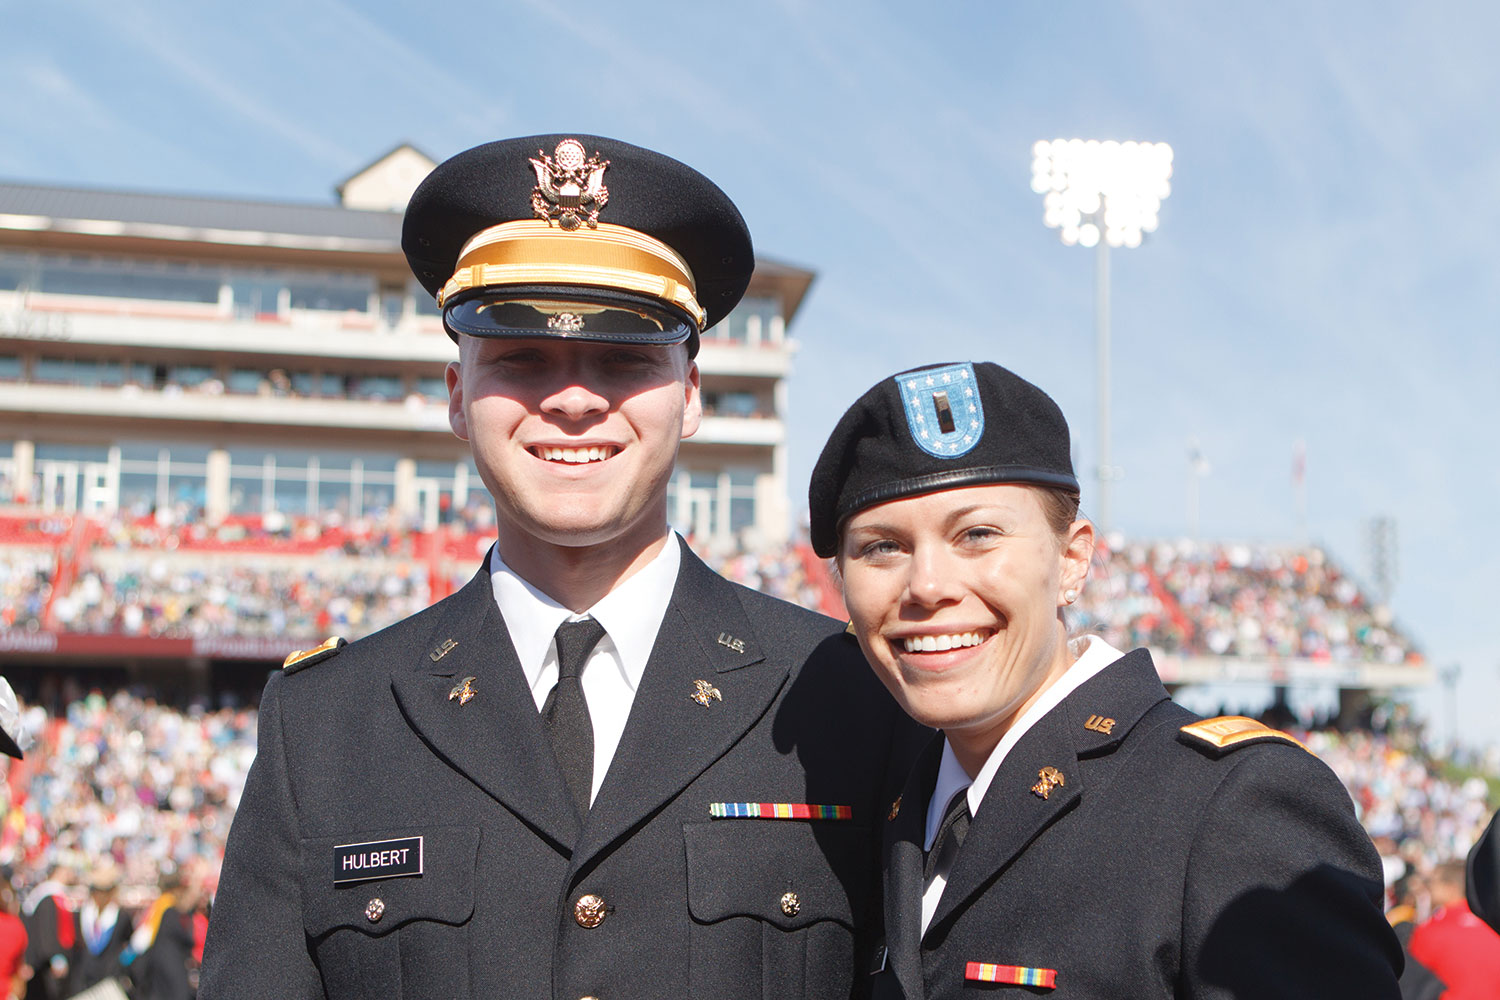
[403,134,753,352]
[808,361,1079,557]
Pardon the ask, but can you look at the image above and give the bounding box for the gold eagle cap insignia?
[530,139,610,231]
[690,679,723,707]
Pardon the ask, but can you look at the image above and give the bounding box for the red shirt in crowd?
[1410,900,1500,1000]
[0,911,26,996]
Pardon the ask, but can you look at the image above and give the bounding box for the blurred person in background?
[136,872,202,1000]
[20,867,73,1000]
[0,883,28,1000]
[67,861,133,997]
[809,361,1402,998]
[1388,874,1445,1000]
[1411,860,1500,1000]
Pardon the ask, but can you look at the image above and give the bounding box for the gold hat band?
[438,220,705,327]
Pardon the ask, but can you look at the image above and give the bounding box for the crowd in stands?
[1,508,1429,671]
[1,691,242,997]
[1073,539,1421,665]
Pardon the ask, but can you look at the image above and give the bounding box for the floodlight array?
[1031,139,1173,249]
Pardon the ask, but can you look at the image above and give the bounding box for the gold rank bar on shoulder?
[1180,715,1311,754]
[283,636,347,672]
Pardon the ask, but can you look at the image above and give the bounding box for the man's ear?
[446,360,469,441]
[681,358,702,440]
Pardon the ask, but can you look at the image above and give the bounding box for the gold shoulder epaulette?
[283,636,347,673]
[1179,716,1311,755]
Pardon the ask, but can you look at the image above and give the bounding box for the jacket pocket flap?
[685,821,871,930]
[300,825,479,938]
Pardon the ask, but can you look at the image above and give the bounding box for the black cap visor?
[443,286,699,353]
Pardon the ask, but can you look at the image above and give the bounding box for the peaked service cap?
[808,361,1080,557]
[403,134,753,357]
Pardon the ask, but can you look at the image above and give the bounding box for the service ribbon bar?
[709,802,853,820]
[964,963,1057,989]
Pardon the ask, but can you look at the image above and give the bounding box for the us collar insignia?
[448,676,478,705]
[895,362,983,458]
[690,679,723,707]
[1084,714,1116,735]
[530,139,610,231]
[1030,765,1065,800]
[429,638,458,662]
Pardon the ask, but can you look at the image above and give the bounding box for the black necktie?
[545,617,606,816]
[924,787,971,882]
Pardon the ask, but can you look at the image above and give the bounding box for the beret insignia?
[896,363,983,458]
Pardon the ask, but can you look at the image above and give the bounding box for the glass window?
[33,358,76,384]
[166,365,214,389]
[289,372,341,397]
[287,277,372,313]
[273,470,310,515]
[705,391,759,417]
[0,356,20,381]
[0,254,29,291]
[320,480,352,515]
[159,444,211,464]
[358,454,398,475]
[411,283,441,317]
[348,375,404,401]
[414,376,447,400]
[37,256,221,304]
[226,369,266,395]
[117,443,167,463]
[167,471,207,510]
[35,443,110,462]
[228,475,266,515]
[730,496,756,534]
[118,471,162,515]
[231,278,284,317]
[228,448,276,473]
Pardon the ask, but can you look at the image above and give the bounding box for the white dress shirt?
[489,535,680,805]
[920,635,1126,932]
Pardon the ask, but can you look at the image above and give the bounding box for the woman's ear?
[1058,518,1095,605]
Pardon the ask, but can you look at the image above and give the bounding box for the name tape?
[332,836,424,885]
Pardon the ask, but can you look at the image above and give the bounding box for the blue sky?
[4,0,1497,748]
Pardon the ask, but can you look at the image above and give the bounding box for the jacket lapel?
[884,732,944,1000]
[925,708,1082,936]
[573,540,786,867]
[924,649,1171,936]
[389,565,580,851]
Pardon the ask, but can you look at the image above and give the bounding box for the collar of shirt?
[924,635,1126,850]
[489,534,681,702]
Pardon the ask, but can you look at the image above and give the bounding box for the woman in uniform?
[807,360,1402,999]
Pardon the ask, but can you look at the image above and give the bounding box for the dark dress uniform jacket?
[200,540,911,1000]
[1468,807,1500,934]
[872,650,1404,1000]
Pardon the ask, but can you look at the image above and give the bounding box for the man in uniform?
[199,135,912,1000]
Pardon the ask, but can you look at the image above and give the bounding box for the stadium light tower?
[1031,139,1173,534]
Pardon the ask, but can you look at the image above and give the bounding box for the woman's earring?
[1063,589,1078,604]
